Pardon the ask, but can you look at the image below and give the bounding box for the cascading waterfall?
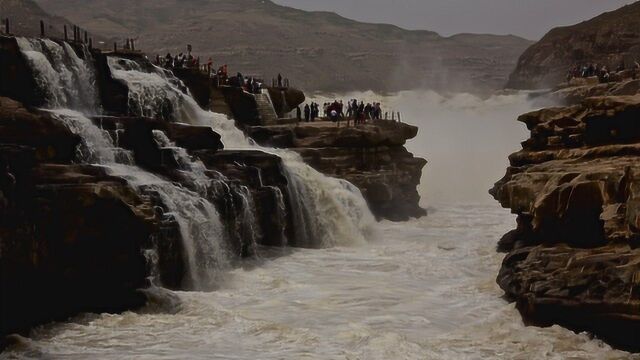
[107,57,376,247]
[16,38,230,290]
[16,37,100,113]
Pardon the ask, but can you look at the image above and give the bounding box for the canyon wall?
[491,92,640,351]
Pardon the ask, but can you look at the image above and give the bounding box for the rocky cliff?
[507,1,640,90]
[491,94,640,351]
[26,0,532,95]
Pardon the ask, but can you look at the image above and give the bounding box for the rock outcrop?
[507,2,640,90]
[491,94,640,351]
[247,120,427,221]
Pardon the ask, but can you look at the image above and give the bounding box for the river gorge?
[0,31,639,359]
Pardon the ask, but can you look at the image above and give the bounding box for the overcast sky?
[272,0,634,40]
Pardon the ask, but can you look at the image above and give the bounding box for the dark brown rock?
[0,97,80,162]
[194,149,293,248]
[0,36,43,107]
[0,161,166,340]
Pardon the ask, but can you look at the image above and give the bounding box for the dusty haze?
[274,0,633,39]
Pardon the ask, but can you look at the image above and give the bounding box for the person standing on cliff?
[207,58,213,75]
[296,106,302,122]
[278,73,283,87]
[304,104,311,122]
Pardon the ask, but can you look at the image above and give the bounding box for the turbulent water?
[3,205,635,360]
[6,39,638,358]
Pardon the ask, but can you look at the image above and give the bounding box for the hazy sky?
[272,0,633,40]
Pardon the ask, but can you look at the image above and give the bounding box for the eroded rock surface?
[248,120,427,221]
[491,94,640,351]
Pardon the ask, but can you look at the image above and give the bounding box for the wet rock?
[0,97,80,162]
[195,149,293,248]
[0,36,43,107]
[0,161,166,339]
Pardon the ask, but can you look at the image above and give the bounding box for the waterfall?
[108,57,376,247]
[16,38,230,290]
[16,37,100,113]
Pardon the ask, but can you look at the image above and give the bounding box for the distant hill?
[0,0,69,38]
[507,1,640,90]
[17,0,530,95]
[0,0,108,44]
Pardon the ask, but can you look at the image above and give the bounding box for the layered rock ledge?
[491,94,640,351]
[247,120,427,220]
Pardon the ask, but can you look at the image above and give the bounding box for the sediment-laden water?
[2,204,634,359]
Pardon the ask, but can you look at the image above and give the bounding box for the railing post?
[5,18,9,35]
[64,25,68,41]
[40,20,45,37]
[89,38,93,49]
[114,42,117,52]
[84,31,88,44]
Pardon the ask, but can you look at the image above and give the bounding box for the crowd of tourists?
[297,99,395,126]
[566,60,640,83]
[154,47,266,94]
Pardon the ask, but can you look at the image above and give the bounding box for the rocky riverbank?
[491,91,640,351]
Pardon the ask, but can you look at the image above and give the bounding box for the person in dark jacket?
[304,104,311,122]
